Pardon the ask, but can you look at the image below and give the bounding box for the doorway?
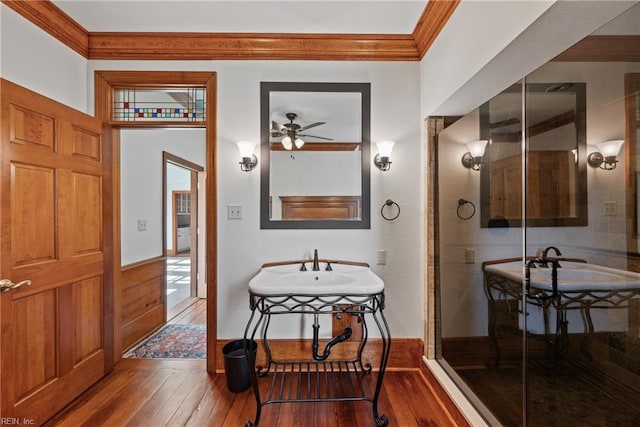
[164,153,204,319]
[94,70,217,372]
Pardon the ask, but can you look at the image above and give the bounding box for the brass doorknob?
[0,279,31,292]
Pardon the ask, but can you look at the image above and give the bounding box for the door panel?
[1,78,112,424]
[11,164,56,266]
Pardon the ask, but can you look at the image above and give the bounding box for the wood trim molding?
[270,142,361,151]
[94,70,218,374]
[412,0,461,60]
[88,32,419,61]
[5,0,462,61]
[215,338,423,372]
[2,0,89,57]
[553,35,640,62]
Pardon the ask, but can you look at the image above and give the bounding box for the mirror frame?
[480,82,588,228]
[626,73,640,248]
[260,82,371,229]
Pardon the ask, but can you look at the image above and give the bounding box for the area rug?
[125,324,206,359]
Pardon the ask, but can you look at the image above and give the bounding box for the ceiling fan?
[271,112,333,150]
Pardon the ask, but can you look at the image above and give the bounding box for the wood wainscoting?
[215,338,423,372]
[121,257,165,350]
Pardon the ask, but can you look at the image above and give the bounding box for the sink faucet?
[540,246,562,268]
[312,249,320,271]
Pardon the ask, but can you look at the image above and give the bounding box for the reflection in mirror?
[480,82,587,227]
[627,74,640,245]
[260,82,371,229]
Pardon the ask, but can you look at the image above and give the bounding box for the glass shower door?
[522,59,640,425]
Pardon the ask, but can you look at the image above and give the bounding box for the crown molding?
[88,32,420,61]
[3,0,460,61]
[413,0,460,59]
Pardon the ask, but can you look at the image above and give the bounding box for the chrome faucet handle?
[325,262,332,271]
[300,262,307,271]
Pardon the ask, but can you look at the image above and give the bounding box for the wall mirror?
[260,82,371,229]
[626,74,640,247]
[480,82,588,227]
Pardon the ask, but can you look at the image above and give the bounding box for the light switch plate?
[602,201,617,216]
[377,250,387,265]
[137,219,147,231]
[228,204,243,219]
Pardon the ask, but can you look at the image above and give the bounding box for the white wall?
[269,150,361,219]
[86,60,423,340]
[420,1,638,118]
[0,4,88,112]
[120,129,206,265]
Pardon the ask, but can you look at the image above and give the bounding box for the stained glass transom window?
[113,87,206,122]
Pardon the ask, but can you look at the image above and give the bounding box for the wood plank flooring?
[45,300,465,426]
[45,359,462,426]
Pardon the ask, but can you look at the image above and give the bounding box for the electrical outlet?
[465,248,475,264]
[602,201,617,216]
[377,250,387,265]
[137,219,147,231]
[227,204,243,219]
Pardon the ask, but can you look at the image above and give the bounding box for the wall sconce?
[587,139,624,170]
[237,141,258,172]
[461,140,488,171]
[374,140,395,171]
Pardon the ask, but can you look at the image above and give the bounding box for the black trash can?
[222,339,257,392]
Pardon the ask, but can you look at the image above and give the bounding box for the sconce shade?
[281,136,293,150]
[461,140,488,171]
[237,141,256,158]
[596,139,624,157]
[294,137,305,149]
[373,140,395,171]
[236,141,258,172]
[467,140,488,158]
[376,140,395,157]
[588,139,624,170]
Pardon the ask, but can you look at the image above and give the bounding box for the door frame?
[164,152,204,317]
[94,71,217,373]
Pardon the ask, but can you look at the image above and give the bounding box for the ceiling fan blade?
[298,133,333,141]
[272,120,284,131]
[298,121,326,131]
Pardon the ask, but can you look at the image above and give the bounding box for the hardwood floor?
[168,298,206,325]
[45,300,465,426]
[44,359,463,426]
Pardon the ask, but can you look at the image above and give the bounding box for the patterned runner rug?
[124,324,206,359]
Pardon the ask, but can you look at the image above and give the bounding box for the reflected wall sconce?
[587,139,624,170]
[374,140,395,171]
[461,139,488,171]
[237,141,258,172]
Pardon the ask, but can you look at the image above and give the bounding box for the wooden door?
[0,79,113,424]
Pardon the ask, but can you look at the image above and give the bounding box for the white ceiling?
[52,0,428,34]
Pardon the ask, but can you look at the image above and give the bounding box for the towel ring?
[381,199,400,221]
[456,198,476,220]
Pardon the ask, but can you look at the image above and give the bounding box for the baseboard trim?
[215,337,423,372]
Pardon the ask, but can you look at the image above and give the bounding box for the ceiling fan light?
[294,137,305,149]
[282,136,293,150]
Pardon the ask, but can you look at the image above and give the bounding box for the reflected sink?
[484,261,640,291]
[248,263,384,296]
